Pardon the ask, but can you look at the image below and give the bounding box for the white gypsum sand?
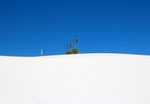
[0,53,150,104]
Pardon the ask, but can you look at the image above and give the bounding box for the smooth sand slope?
[0,53,150,104]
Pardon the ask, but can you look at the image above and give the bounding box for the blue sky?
[0,0,150,56]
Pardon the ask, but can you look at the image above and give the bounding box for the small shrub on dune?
[72,49,79,54]
[65,39,79,55]
[66,43,72,55]
[66,51,72,54]
[72,39,79,54]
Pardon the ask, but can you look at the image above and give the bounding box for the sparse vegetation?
[72,39,79,54]
[66,43,72,54]
[66,39,79,54]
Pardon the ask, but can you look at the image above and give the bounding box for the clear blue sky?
[0,0,150,56]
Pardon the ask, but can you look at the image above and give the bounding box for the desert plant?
[72,39,79,54]
[75,39,78,49]
[73,39,75,49]
[66,44,72,54]
[66,39,79,54]
[72,48,79,54]
[66,51,72,54]
[69,42,72,51]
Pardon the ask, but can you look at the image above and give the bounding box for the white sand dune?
[0,53,150,104]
